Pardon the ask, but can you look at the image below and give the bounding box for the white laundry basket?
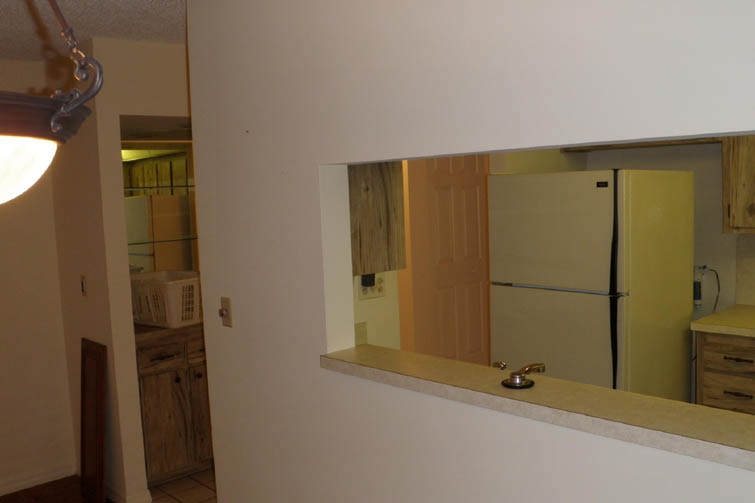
[131,271,202,328]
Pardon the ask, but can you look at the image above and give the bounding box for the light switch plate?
[358,272,386,300]
[220,296,233,327]
[354,322,368,345]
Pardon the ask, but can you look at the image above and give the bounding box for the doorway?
[120,115,216,493]
[350,154,491,365]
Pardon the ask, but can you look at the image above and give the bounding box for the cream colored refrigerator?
[489,169,693,401]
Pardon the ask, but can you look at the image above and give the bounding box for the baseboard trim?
[0,466,78,497]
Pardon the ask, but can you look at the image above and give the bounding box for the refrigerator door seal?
[609,169,619,390]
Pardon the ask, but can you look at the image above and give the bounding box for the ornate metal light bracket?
[46,0,104,133]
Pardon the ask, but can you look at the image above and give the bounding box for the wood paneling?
[348,162,406,275]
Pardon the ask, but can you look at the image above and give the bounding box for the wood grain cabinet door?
[189,364,214,462]
[140,370,192,480]
[723,135,755,232]
[348,162,406,275]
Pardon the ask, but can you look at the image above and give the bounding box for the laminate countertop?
[690,305,755,338]
[321,345,755,471]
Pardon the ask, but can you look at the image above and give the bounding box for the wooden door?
[81,339,106,503]
[399,155,490,364]
[188,364,214,462]
[140,370,192,480]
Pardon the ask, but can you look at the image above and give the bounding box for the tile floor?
[149,469,216,503]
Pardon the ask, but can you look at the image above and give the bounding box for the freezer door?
[489,170,614,292]
[490,285,613,388]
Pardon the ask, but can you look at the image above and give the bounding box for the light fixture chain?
[47,0,103,133]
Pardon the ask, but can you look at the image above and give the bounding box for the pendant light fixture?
[0,0,103,205]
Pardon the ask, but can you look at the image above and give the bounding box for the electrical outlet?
[358,272,386,300]
[219,296,233,327]
[355,322,368,345]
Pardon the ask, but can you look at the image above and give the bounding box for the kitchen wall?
[352,272,401,349]
[490,149,586,173]
[735,236,755,304]
[188,1,755,502]
[0,59,76,495]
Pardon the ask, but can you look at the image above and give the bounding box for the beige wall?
[52,39,189,503]
[352,272,400,349]
[0,59,76,495]
[490,149,587,173]
[736,236,755,304]
[188,1,755,501]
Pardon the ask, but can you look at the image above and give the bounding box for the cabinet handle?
[174,376,181,384]
[151,353,177,362]
[723,356,754,364]
[723,390,753,400]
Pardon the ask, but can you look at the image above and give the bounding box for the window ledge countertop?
[321,345,754,472]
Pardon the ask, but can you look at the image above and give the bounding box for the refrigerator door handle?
[492,282,612,296]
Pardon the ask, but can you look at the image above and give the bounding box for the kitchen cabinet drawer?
[187,334,206,365]
[702,332,755,378]
[137,342,186,374]
[701,372,755,415]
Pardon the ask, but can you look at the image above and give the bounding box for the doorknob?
[492,361,507,370]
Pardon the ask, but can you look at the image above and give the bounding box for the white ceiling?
[0,0,186,61]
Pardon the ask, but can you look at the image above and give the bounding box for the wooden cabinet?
[696,331,755,415]
[140,370,192,479]
[136,324,213,485]
[722,135,755,233]
[188,364,213,463]
[348,162,406,275]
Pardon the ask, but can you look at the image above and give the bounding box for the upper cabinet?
[348,162,406,276]
[723,135,755,233]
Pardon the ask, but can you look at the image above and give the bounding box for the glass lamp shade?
[0,91,90,205]
[0,135,58,204]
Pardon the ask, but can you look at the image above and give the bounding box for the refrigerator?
[489,169,693,401]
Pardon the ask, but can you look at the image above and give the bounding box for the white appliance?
[489,169,694,401]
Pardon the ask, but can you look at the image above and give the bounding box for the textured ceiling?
[0,0,186,60]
